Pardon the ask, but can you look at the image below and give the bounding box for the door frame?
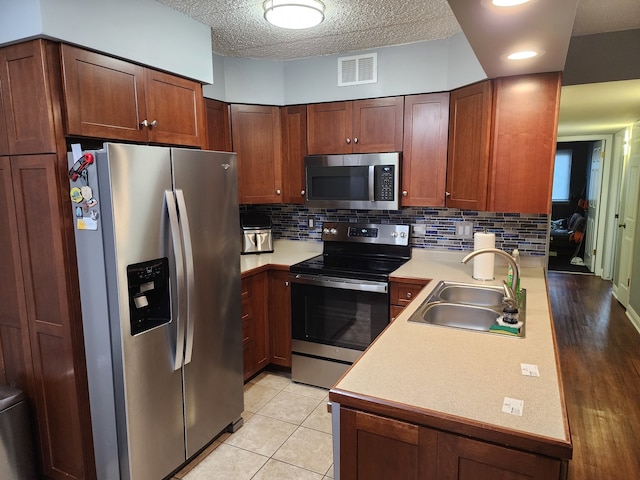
[557,134,613,277]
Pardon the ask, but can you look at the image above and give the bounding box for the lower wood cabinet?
[241,271,269,381]
[268,269,292,367]
[339,407,565,480]
[389,278,430,321]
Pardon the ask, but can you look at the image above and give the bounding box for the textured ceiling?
[157,0,640,61]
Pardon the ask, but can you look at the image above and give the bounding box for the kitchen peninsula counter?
[330,250,572,477]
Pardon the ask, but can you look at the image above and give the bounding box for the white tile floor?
[173,371,334,480]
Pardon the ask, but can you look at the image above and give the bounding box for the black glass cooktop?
[290,253,408,282]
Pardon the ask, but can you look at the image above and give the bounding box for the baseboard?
[626,305,640,335]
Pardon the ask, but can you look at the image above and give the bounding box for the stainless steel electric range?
[289,222,411,388]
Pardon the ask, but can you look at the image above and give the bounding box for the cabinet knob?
[346,138,351,144]
[276,189,281,195]
[150,120,158,128]
[402,191,408,197]
[619,223,626,228]
[406,292,412,299]
[140,119,149,128]
[285,281,289,287]
[353,137,358,144]
[301,190,305,196]
[445,191,451,197]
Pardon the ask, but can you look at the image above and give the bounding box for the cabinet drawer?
[390,281,429,306]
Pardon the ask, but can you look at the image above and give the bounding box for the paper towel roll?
[473,232,495,280]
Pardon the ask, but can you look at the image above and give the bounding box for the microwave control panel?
[374,165,395,201]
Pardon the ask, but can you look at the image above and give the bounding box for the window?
[552,150,572,201]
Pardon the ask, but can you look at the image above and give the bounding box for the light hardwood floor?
[547,272,640,480]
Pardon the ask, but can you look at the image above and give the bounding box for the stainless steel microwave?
[304,153,401,210]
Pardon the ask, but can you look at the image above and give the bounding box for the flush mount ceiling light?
[263,0,325,30]
[507,50,539,60]
[492,0,530,6]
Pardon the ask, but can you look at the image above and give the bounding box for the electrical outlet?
[457,221,474,239]
[308,217,314,228]
[412,224,426,235]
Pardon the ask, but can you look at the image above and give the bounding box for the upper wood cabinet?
[0,40,60,155]
[447,73,561,214]
[231,104,283,204]
[205,99,232,151]
[488,73,561,214]
[307,97,404,154]
[61,44,205,147]
[401,93,449,206]
[281,105,307,204]
[446,80,493,211]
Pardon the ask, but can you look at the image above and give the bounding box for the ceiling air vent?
[338,53,377,86]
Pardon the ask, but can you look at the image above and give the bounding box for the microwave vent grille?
[338,53,377,86]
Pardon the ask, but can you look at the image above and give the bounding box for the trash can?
[0,385,37,480]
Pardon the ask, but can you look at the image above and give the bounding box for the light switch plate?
[457,221,474,239]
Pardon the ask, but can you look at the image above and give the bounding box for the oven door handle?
[291,273,388,293]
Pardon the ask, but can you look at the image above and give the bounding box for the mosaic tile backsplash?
[241,205,549,257]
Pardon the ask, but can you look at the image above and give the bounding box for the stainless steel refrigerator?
[69,143,243,480]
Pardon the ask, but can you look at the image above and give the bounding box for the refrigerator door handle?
[175,189,196,365]
[166,190,186,371]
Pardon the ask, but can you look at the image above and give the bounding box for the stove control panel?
[322,222,410,246]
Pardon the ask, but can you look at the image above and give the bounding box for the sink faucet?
[461,248,520,311]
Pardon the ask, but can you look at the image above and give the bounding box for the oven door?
[290,273,389,353]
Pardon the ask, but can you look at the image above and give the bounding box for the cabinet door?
[340,408,437,480]
[307,101,353,154]
[0,40,58,154]
[205,99,232,151]
[0,157,32,391]
[269,269,292,367]
[438,431,562,480]
[11,154,94,480]
[446,81,493,210]
[231,104,283,204]
[145,69,206,147]
[489,73,561,214]
[281,105,307,204]
[401,93,449,206]
[61,43,148,142]
[352,97,404,153]
[241,273,269,379]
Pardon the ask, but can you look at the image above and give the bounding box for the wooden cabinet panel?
[61,44,148,142]
[307,101,353,154]
[489,73,561,214]
[205,99,232,151]
[281,105,307,204]
[389,278,429,321]
[352,97,404,153]
[231,104,283,204]
[0,40,58,154]
[402,93,449,206]
[241,272,269,380]
[61,44,205,147]
[269,269,292,367]
[307,98,403,154]
[0,156,32,391]
[340,408,437,480]
[438,432,562,480]
[446,80,493,211]
[144,69,205,147]
[11,154,94,480]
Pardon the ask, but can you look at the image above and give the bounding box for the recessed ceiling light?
[492,0,530,6]
[507,50,539,60]
[263,0,325,30]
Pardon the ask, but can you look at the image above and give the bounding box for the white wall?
[204,33,486,105]
[1,0,213,83]
[0,0,42,44]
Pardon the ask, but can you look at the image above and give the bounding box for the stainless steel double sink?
[408,280,526,338]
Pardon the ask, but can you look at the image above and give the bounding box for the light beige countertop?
[331,249,571,457]
[240,239,321,274]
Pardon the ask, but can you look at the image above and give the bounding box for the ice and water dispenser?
[127,258,171,335]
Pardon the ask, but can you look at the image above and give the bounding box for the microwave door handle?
[369,165,375,201]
